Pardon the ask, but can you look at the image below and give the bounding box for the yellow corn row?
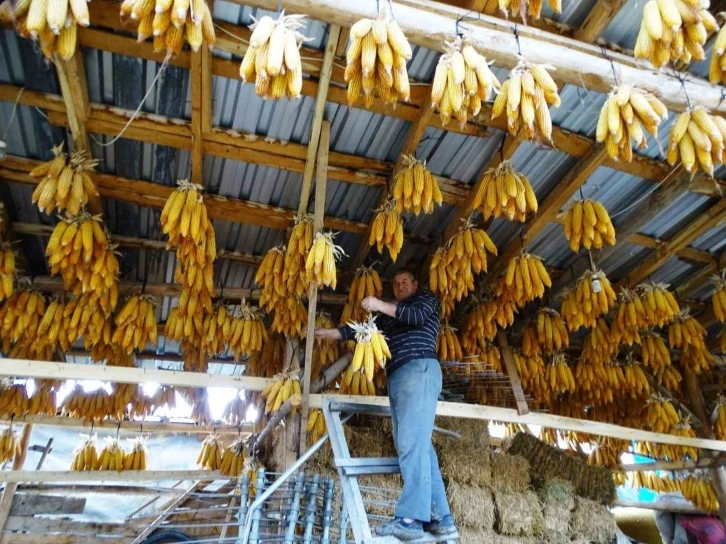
[305,231,344,290]
[612,287,646,346]
[112,295,158,354]
[562,199,616,252]
[27,381,57,416]
[62,384,112,422]
[596,85,668,162]
[122,436,148,470]
[283,214,314,294]
[239,12,305,98]
[96,437,126,471]
[348,266,383,305]
[498,252,551,307]
[471,160,538,222]
[436,320,462,362]
[712,270,726,322]
[391,156,443,216]
[668,309,707,350]
[460,297,498,352]
[91,340,134,366]
[681,476,719,513]
[523,308,569,356]
[635,0,718,68]
[0,427,19,464]
[229,302,267,359]
[247,333,286,378]
[639,282,680,327]
[0,243,16,301]
[268,295,307,339]
[497,0,561,21]
[256,245,286,312]
[313,312,340,376]
[307,409,327,444]
[431,36,500,127]
[70,435,98,471]
[644,394,680,434]
[639,328,671,373]
[545,353,575,395]
[368,199,404,262]
[492,59,560,142]
[262,372,302,415]
[344,11,412,108]
[201,304,231,357]
[579,318,617,367]
[220,437,246,477]
[0,383,29,419]
[666,106,726,176]
[561,269,617,331]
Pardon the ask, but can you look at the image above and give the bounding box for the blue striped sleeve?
[395,291,438,326]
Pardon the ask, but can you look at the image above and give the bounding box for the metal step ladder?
[321,398,459,544]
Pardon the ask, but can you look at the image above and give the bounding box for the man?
[314,267,457,541]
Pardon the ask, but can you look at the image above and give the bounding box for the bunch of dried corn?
[220,437,246,476]
[498,252,551,306]
[30,145,99,215]
[391,156,443,215]
[262,372,302,415]
[97,437,126,470]
[368,199,404,262]
[562,199,616,252]
[229,301,267,359]
[70,434,98,471]
[283,214,314,296]
[62,384,112,422]
[639,328,672,373]
[471,160,538,222]
[523,308,569,356]
[123,436,148,470]
[437,320,462,362]
[202,304,232,357]
[256,245,286,312]
[666,105,726,176]
[497,0,562,21]
[561,269,617,331]
[305,231,344,290]
[112,295,158,354]
[0,243,15,301]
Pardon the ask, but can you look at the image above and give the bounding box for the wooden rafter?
[574,0,628,43]
[297,26,340,214]
[675,252,726,299]
[189,41,212,185]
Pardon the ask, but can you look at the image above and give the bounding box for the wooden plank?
[300,121,330,451]
[574,0,628,42]
[0,415,253,435]
[675,263,719,299]
[0,359,273,391]
[619,458,719,472]
[4,516,137,537]
[298,26,340,214]
[0,534,129,544]
[0,425,32,534]
[0,470,224,484]
[8,493,85,516]
[12,222,263,267]
[613,499,706,515]
[618,201,726,287]
[309,394,726,450]
[485,143,609,285]
[0,155,369,235]
[189,43,212,185]
[497,331,529,415]
[226,0,726,113]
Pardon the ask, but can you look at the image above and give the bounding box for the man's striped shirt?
[339,289,440,376]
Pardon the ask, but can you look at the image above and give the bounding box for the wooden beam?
[675,263,720,299]
[0,359,273,391]
[613,498,707,515]
[298,26,340,214]
[485,143,609,285]
[618,200,726,288]
[0,155,370,236]
[0,415,252,435]
[11,222,263,267]
[227,0,726,113]
[574,0,628,43]
[349,89,435,271]
[300,121,330,451]
[310,394,726,450]
[0,424,32,534]
[497,331,529,415]
[0,470,225,484]
[619,457,720,472]
[25,275,347,305]
[189,42,212,185]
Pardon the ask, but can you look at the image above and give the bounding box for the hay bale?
[494,488,543,537]
[434,416,489,448]
[437,442,492,488]
[570,497,616,544]
[447,480,495,530]
[504,433,615,505]
[537,479,575,538]
[490,453,531,493]
[458,528,492,544]
[477,530,538,544]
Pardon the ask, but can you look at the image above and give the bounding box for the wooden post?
[683,369,726,525]
[0,424,32,534]
[299,121,330,452]
[497,331,529,415]
[190,39,212,185]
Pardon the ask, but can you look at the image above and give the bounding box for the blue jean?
[387,358,451,522]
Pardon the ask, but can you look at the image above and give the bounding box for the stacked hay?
[434,415,490,448]
[504,432,616,505]
[570,497,617,543]
[537,479,575,541]
[438,441,492,488]
[447,480,495,531]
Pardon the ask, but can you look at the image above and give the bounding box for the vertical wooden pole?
[298,121,330,453]
[0,424,32,534]
[497,331,529,415]
[683,369,726,525]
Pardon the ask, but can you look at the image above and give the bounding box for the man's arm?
[362,292,438,326]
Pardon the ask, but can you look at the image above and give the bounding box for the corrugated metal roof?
[640,191,713,239]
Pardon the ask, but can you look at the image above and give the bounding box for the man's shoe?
[423,514,458,537]
[374,517,425,541]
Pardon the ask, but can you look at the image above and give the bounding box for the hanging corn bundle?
[91,340,134,367]
[544,352,575,395]
[339,364,378,396]
[681,475,719,513]
[30,145,99,215]
[596,85,668,162]
[713,396,726,440]
[229,301,267,359]
[580,318,617,366]
[222,393,247,426]
[523,308,569,357]
[28,380,57,416]
[369,199,404,262]
[112,295,158,354]
[347,315,391,382]
[667,106,726,176]
[120,0,215,55]
[305,232,345,289]
[344,11,412,108]
[256,245,286,312]
[307,408,327,443]
[460,297,498,353]
[0,289,46,347]
[639,328,671,373]
[36,298,71,354]
[70,434,98,471]
[0,426,18,464]
[313,312,340,377]
[612,288,646,346]
[347,266,383,305]
[587,441,620,468]
[639,282,680,327]
[637,416,699,461]
[152,385,176,411]
[391,156,443,215]
[437,320,462,362]
[122,436,148,470]
[654,364,682,392]
[96,437,126,470]
[239,12,307,99]
[712,270,726,322]
[497,0,562,21]
[499,252,551,307]
[680,343,715,374]
[184,387,213,424]
[634,0,718,68]
[668,309,706,349]
[430,36,500,127]
[262,373,302,415]
[0,243,15,301]
[562,199,616,252]
[61,293,111,351]
[107,383,136,419]
[471,160,538,222]
[710,24,726,84]
[220,437,246,477]
[269,295,307,338]
[202,304,232,357]
[492,59,560,142]
[561,269,617,331]
[63,385,112,422]
[644,394,680,433]
[283,214,314,296]
[247,333,285,378]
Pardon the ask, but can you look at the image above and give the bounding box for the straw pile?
[570,497,617,543]
[538,479,575,538]
[490,452,531,492]
[434,415,489,448]
[504,432,615,504]
[447,480,495,531]
[437,442,492,488]
[493,488,543,537]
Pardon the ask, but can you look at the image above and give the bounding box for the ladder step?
[335,457,400,476]
[328,401,391,417]
[366,531,459,543]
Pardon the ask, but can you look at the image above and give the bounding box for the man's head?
[392,267,419,302]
